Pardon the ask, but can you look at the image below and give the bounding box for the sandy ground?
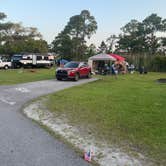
[24,98,153,166]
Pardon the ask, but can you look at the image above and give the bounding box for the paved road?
[0,78,97,166]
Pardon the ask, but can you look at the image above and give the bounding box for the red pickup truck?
[56,61,91,81]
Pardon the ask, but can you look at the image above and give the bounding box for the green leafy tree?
[143,14,163,54]
[23,39,48,53]
[64,10,97,40]
[1,39,48,55]
[117,14,166,55]
[0,12,6,20]
[118,20,147,53]
[98,41,108,53]
[0,11,46,55]
[52,10,97,60]
[51,32,73,60]
[0,12,14,45]
[106,34,119,52]
[84,44,97,59]
[118,14,165,54]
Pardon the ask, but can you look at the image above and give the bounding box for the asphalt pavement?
[0,78,97,166]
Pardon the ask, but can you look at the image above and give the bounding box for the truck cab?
[11,54,23,68]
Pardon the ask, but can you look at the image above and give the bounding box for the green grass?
[0,68,55,85]
[46,73,166,164]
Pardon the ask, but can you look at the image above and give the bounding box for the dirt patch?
[23,99,153,166]
[157,78,166,83]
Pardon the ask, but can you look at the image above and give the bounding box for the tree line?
[95,14,166,71]
[0,10,166,71]
[0,12,48,55]
[51,12,166,60]
[117,13,166,71]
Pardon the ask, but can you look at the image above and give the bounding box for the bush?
[124,54,166,72]
[151,56,166,72]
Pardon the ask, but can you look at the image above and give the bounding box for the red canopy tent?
[109,53,125,61]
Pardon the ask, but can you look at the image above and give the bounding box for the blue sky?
[1,0,166,46]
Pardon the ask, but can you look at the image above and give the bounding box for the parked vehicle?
[20,54,54,68]
[11,54,54,68]
[0,57,11,69]
[56,61,91,81]
[11,54,23,68]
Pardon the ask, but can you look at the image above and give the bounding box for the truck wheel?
[4,65,9,70]
[74,73,79,81]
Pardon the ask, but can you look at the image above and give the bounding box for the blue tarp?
[60,59,69,65]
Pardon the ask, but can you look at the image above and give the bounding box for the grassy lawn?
[0,68,55,85]
[46,73,166,164]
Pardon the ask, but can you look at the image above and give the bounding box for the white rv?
[19,54,54,68]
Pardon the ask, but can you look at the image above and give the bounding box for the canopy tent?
[109,53,125,61]
[88,53,116,73]
[89,53,116,61]
[88,53,126,74]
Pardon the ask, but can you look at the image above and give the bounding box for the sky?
[0,0,166,46]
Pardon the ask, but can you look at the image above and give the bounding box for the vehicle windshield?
[12,55,22,60]
[64,62,79,68]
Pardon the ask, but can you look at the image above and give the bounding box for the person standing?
[111,63,118,78]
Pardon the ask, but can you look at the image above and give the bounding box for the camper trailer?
[18,54,54,68]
